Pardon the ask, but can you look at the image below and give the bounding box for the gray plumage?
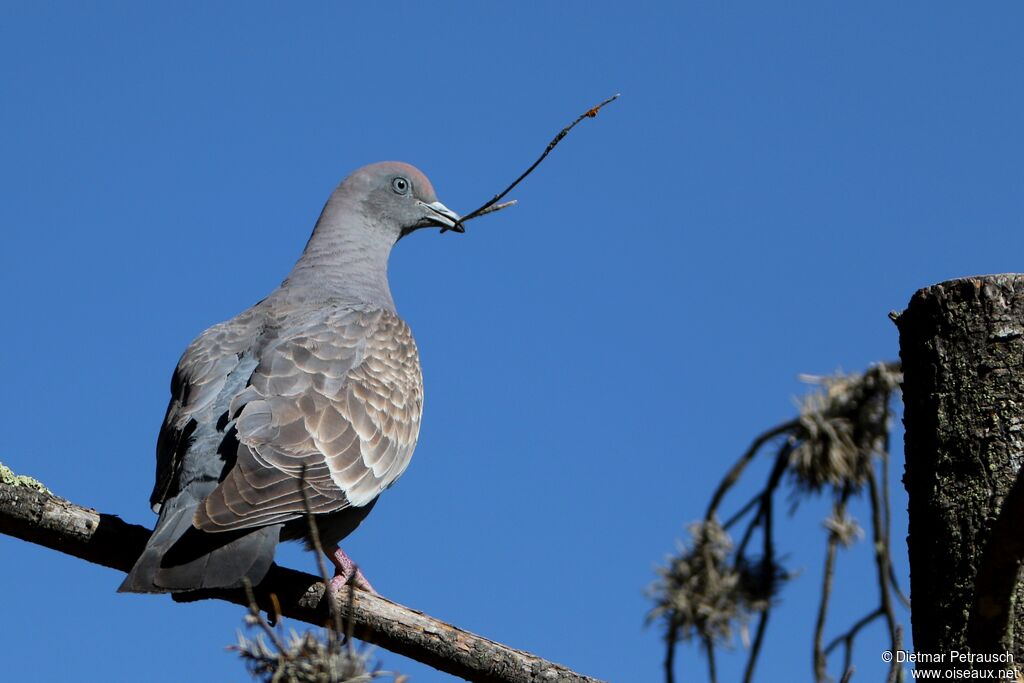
[120,161,459,593]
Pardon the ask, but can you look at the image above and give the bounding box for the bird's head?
[339,161,461,241]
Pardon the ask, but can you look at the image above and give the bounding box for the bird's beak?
[419,200,463,233]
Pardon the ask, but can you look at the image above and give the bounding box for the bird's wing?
[150,306,264,512]
[193,305,423,532]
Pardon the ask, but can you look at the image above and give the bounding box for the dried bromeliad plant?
[649,362,904,683]
[789,364,900,494]
[649,519,788,683]
[233,616,402,683]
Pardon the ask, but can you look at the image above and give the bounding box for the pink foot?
[328,547,377,594]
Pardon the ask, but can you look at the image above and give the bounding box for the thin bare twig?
[734,444,789,562]
[446,93,620,232]
[741,444,789,681]
[664,621,679,683]
[242,578,289,653]
[705,420,798,521]
[814,518,840,681]
[292,467,372,681]
[703,634,719,683]
[867,470,901,682]
[824,608,885,656]
[468,199,517,219]
[886,627,903,683]
[889,565,911,610]
[722,493,762,531]
[299,465,343,635]
[879,401,910,610]
[814,493,851,682]
[742,610,770,683]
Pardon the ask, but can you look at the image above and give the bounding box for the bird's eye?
[391,177,410,195]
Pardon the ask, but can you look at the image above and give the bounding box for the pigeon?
[119,161,459,594]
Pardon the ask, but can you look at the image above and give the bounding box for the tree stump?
[897,274,1024,673]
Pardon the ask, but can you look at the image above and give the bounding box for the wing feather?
[150,307,264,512]
[195,305,422,532]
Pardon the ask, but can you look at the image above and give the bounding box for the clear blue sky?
[2,3,1023,682]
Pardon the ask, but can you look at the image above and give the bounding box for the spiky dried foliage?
[734,553,790,613]
[652,361,905,683]
[649,520,786,649]
[233,613,403,683]
[823,508,864,549]
[789,363,902,494]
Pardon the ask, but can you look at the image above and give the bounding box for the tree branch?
[0,481,604,683]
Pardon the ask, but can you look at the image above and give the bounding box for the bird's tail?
[119,497,280,594]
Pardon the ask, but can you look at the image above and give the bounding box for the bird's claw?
[328,547,377,595]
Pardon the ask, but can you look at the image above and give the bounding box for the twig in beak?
[443,93,620,233]
[462,200,517,221]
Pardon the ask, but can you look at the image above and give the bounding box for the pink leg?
[328,547,377,595]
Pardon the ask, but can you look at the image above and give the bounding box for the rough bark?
[897,274,1024,671]
[0,481,604,683]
